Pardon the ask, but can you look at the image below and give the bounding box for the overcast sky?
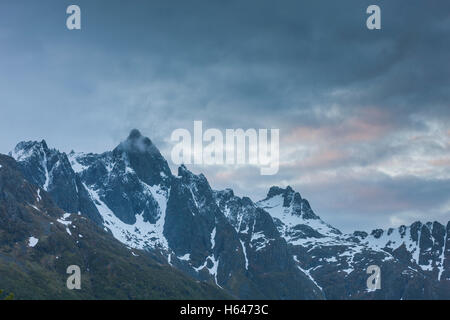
[0,0,449,232]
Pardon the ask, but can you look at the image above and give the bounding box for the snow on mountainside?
[257,186,450,287]
[214,188,277,254]
[68,149,171,250]
[256,186,340,242]
[11,133,173,252]
[352,221,450,281]
[8,129,450,299]
[11,140,57,191]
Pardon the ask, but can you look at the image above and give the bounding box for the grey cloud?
[0,0,449,231]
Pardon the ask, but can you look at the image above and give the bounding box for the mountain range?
[1,129,448,299]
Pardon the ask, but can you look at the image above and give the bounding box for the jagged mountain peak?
[177,165,207,184]
[9,139,80,197]
[215,188,235,199]
[10,139,50,162]
[348,220,450,281]
[264,185,309,211]
[177,164,190,176]
[241,196,254,206]
[114,129,160,156]
[353,220,448,241]
[40,139,48,150]
[396,221,443,236]
[259,185,317,219]
[266,185,295,199]
[257,185,341,240]
[128,128,142,139]
[109,130,172,186]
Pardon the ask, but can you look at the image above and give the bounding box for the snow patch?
[57,213,72,226]
[83,182,170,250]
[42,150,50,191]
[210,227,216,249]
[29,204,41,212]
[240,240,249,270]
[28,236,39,247]
[250,231,271,251]
[293,255,323,292]
[178,253,191,261]
[194,255,221,288]
[68,153,89,173]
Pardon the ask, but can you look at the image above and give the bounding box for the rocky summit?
[2,129,449,299]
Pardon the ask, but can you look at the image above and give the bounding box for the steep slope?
[0,154,229,300]
[213,187,324,299]
[10,140,103,224]
[166,165,322,299]
[257,186,341,241]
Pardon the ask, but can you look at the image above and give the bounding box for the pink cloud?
[429,158,450,168]
[283,107,392,146]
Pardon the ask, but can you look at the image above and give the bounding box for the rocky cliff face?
[6,129,450,299]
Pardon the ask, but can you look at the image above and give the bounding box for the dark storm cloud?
[0,0,449,231]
